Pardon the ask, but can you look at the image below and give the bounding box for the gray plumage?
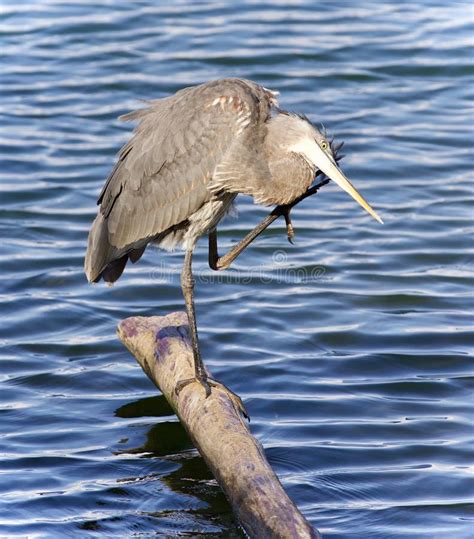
[84,77,382,403]
[85,78,356,284]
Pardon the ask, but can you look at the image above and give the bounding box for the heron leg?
[208,178,331,271]
[208,219,274,271]
[208,229,219,270]
[176,247,249,419]
[177,247,208,388]
[208,207,295,271]
[282,208,295,244]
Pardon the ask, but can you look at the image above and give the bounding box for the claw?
[208,379,249,421]
[175,376,211,398]
[175,375,249,421]
[287,222,295,244]
[282,208,295,244]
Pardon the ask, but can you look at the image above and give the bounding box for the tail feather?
[84,213,146,284]
[85,213,109,282]
[100,255,128,283]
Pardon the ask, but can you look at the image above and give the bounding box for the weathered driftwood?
[117,311,320,539]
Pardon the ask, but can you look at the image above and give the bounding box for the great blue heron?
[85,78,382,411]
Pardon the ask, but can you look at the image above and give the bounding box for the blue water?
[1,1,473,537]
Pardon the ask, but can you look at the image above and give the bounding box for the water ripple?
[0,0,473,537]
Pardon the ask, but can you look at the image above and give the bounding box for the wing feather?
[85,78,278,282]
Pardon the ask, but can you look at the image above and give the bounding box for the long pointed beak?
[312,142,383,224]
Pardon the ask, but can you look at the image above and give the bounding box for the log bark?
[117,311,320,539]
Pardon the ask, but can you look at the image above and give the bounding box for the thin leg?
[208,229,219,270]
[209,177,330,271]
[180,248,206,382]
[175,247,249,419]
[283,210,295,244]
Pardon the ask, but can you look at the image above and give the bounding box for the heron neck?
[262,149,315,206]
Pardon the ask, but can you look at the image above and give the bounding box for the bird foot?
[282,208,295,244]
[175,375,249,420]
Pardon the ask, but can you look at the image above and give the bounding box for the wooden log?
[117,311,321,539]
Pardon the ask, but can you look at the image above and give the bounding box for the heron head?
[282,113,383,224]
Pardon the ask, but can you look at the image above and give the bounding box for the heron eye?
[320,140,328,150]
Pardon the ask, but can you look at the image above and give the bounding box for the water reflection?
[115,395,242,537]
[1,0,473,537]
